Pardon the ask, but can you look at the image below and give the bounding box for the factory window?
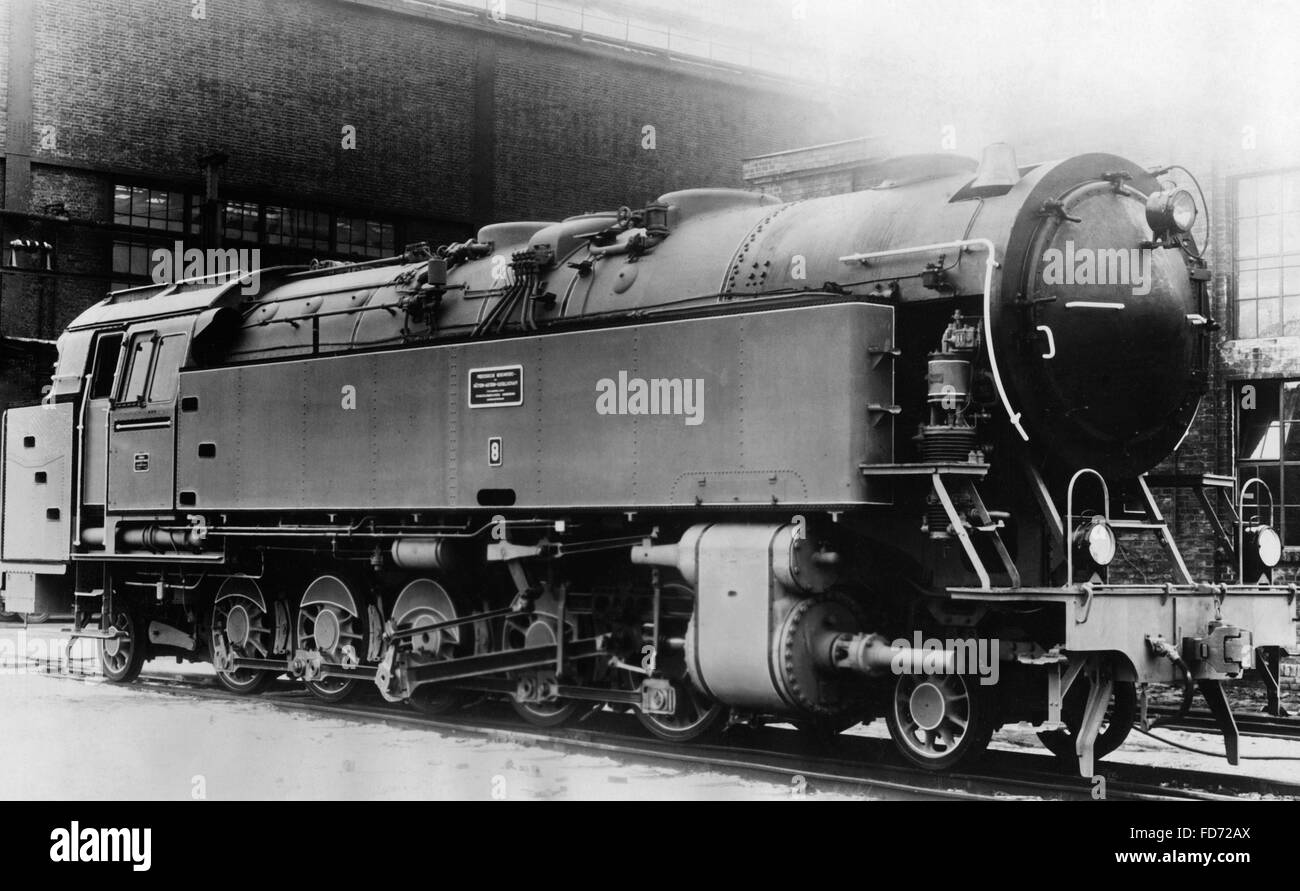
[111,238,156,279]
[113,185,187,232]
[266,206,332,253]
[1234,171,1300,338]
[336,216,394,259]
[223,201,260,244]
[1235,379,1300,546]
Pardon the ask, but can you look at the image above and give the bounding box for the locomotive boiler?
[0,144,1292,775]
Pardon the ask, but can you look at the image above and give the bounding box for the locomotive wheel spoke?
[886,671,994,770]
[212,598,275,695]
[100,609,145,684]
[296,580,370,704]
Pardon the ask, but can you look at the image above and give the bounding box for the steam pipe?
[814,630,958,676]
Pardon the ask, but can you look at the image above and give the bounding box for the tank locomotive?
[1,144,1293,775]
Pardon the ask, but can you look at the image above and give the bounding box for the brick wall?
[491,40,839,218]
[0,337,56,411]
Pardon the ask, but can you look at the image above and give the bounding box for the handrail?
[1238,476,1277,583]
[1065,468,1110,585]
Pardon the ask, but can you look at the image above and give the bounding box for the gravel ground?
[0,671,877,801]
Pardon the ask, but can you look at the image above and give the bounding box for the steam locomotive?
[1,144,1292,776]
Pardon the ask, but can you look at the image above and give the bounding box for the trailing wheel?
[211,580,276,694]
[1038,679,1136,767]
[636,679,726,742]
[297,574,370,703]
[638,616,726,741]
[885,671,996,771]
[100,607,146,683]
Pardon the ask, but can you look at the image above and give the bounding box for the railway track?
[1143,704,1300,742]
[22,663,1300,802]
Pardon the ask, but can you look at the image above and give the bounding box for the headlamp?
[1145,189,1197,234]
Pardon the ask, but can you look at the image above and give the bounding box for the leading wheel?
[1038,679,1136,766]
[885,672,996,771]
[637,680,726,742]
[100,608,146,683]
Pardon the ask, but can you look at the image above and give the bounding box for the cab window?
[118,333,155,404]
[147,334,187,403]
[88,332,124,400]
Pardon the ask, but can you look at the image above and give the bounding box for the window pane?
[1239,177,1258,217]
[1258,175,1282,215]
[1240,269,1258,300]
[1259,297,1282,336]
[130,243,150,277]
[1239,217,1257,258]
[265,206,285,244]
[1284,507,1300,547]
[1240,466,1280,515]
[121,336,155,402]
[129,186,148,223]
[310,211,329,248]
[166,192,185,232]
[1259,265,1282,298]
[114,185,131,223]
[1285,297,1300,335]
[1285,173,1300,212]
[223,201,258,243]
[1239,298,1258,338]
[1239,379,1281,453]
[89,333,124,401]
[1258,214,1281,257]
[148,335,186,402]
[1283,213,1300,254]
